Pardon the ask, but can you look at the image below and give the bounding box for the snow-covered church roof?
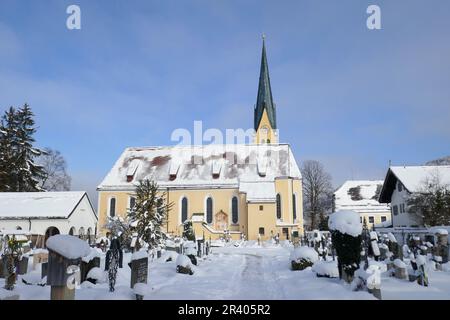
[334,180,390,213]
[379,165,450,203]
[0,191,94,220]
[98,144,301,201]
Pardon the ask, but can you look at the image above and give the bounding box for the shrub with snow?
[86,267,107,283]
[176,254,194,275]
[328,211,362,281]
[290,246,319,271]
[328,210,362,237]
[312,261,339,278]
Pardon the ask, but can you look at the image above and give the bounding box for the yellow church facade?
[97,40,304,241]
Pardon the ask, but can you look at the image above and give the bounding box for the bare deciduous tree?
[301,160,333,231]
[38,148,71,191]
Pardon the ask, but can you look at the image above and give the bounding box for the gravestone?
[32,251,48,271]
[157,249,161,259]
[80,257,100,283]
[15,256,29,275]
[41,262,48,279]
[47,250,81,300]
[0,256,7,278]
[129,257,148,293]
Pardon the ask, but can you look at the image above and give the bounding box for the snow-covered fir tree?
[0,104,46,192]
[127,179,173,249]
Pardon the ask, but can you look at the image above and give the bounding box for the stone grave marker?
[46,235,90,300]
[129,256,148,300]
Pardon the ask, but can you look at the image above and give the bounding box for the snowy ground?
[2,241,450,300]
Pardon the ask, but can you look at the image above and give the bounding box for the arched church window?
[206,197,213,224]
[109,198,116,217]
[276,194,282,219]
[181,197,188,223]
[232,197,238,224]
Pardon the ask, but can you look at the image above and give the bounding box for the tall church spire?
[254,36,277,131]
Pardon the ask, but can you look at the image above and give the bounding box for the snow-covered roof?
[239,181,275,202]
[97,144,301,194]
[334,180,390,213]
[379,165,450,203]
[0,191,93,220]
[390,166,450,192]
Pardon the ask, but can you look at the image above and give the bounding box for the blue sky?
[1,0,449,203]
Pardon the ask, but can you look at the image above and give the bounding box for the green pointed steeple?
[254,36,277,130]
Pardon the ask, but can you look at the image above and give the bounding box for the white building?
[333,180,391,228]
[379,165,450,227]
[0,191,98,244]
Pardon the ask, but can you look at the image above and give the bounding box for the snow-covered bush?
[176,254,194,275]
[312,260,339,278]
[328,210,362,282]
[86,267,107,284]
[290,246,319,271]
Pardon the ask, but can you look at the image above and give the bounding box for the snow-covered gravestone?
[328,210,362,283]
[393,259,408,280]
[129,250,148,299]
[369,232,380,261]
[46,235,91,300]
[434,229,449,264]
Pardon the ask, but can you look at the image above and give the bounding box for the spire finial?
[262,33,266,41]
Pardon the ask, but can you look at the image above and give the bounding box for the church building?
[97,39,304,240]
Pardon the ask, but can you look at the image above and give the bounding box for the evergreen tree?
[127,179,173,249]
[0,107,17,191]
[0,104,45,191]
[15,104,46,191]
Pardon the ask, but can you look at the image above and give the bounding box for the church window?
[276,194,282,219]
[206,197,213,223]
[292,194,297,221]
[259,227,265,235]
[232,197,238,224]
[109,198,116,217]
[181,197,188,223]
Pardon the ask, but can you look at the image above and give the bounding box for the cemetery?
[1,210,450,300]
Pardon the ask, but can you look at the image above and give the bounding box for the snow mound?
[369,260,387,273]
[86,267,106,283]
[435,229,449,235]
[176,254,192,268]
[312,261,339,278]
[354,265,381,290]
[387,232,397,243]
[133,283,149,296]
[416,255,426,266]
[394,259,406,268]
[442,262,450,272]
[82,248,103,263]
[328,210,362,237]
[290,246,319,263]
[46,235,91,259]
[131,249,148,261]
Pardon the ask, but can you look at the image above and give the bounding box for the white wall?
[0,194,98,236]
[391,183,422,227]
